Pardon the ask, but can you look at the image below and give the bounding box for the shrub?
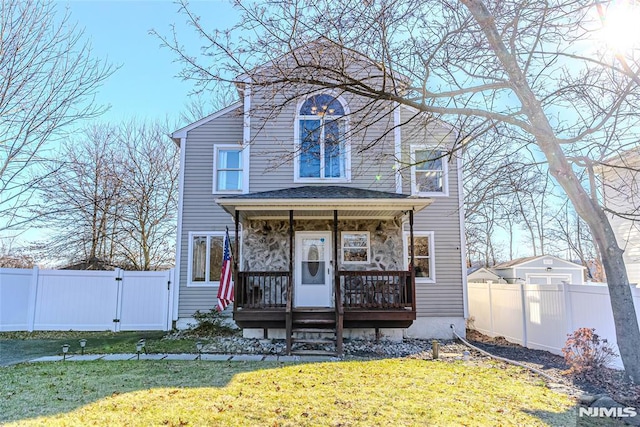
[188,309,238,337]
[562,327,617,374]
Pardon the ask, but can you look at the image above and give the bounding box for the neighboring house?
[170,43,467,354]
[490,255,585,285]
[600,149,640,285]
[467,267,504,284]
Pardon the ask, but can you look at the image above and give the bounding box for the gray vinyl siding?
[178,107,243,317]
[177,97,465,320]
[400,107,465,318]
[248,87,397,192]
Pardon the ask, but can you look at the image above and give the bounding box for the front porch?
[217,186,432,355]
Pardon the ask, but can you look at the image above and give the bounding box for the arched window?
[296,94,349,180]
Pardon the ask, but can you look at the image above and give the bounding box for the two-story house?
[171,44,467,355]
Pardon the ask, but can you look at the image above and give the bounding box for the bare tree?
[36,124,123,264]
[0,238,35,268]
[156,0,640,381]
[34,120,178,270]
[0,0,113,230]
[115,120,179,270]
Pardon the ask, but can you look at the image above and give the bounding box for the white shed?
[467,267,505,284]
[491,255,585,285]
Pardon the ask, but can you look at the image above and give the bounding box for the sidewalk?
[29,353,336,363]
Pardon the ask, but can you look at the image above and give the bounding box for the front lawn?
[0,358,582,426]
[0,331,199,355]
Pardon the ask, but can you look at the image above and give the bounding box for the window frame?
[410,145,449,197]
[187,230,241,287]
[212,144,249,194]
[403,230,436,283]
[340,231,371,264]
[294,94,351,183]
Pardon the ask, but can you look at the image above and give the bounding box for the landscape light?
[196,341,203,360]
[79,339,87,355]
[62,344,70,361]
[136,342,143,360]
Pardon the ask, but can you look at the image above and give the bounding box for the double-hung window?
[410,146,448,196]
[189,232,238,285]
[341,232,370,264]
[296,94,349,181]
[404,231,435,282]
[214,146,244,193]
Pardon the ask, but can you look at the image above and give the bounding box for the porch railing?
[235,270,414,310]
[236,271,290,309]
[338,271,413,309]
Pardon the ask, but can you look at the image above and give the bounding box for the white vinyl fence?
[0,267,176,332]
[468,282,640,369]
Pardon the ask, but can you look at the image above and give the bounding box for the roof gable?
[171,101,243,144]
[493,255,585,270]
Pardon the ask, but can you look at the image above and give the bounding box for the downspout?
[410,210,416,313]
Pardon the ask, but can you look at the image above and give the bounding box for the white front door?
[295,232,332,307]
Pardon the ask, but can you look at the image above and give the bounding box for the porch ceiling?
[216,186,432,220]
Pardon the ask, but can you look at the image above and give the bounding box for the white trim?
[212,144,249,194]
[243,80,251,147]
[293,92,352,183]
[186,231,242,287]
[403,230,436,283]
[174,137,186,321]
[217,198,432,211]
[410,145,450,197]
[494,255,586,270]
[171,102,243,141]
[394,103,402,194]
[340,231,371,264]
[525,273,572,285]
[457,154,469,318]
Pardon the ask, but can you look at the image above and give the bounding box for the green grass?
[0,331,200,355]
[0,358,585,426]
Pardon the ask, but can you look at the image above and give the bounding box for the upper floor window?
[410,146,449,196]
[295,94,350,181]
[214,145,245,193]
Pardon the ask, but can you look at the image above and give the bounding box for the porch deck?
[233,270,416,330]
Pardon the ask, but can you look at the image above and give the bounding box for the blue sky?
[60,0,239,125]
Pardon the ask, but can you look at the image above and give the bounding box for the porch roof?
[216,186,432,220]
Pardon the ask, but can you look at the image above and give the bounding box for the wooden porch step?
[291,350,337,357]
[292,328,335,334]
[293,307,334,312]
[293,319,335,325]
[292,338,335,344]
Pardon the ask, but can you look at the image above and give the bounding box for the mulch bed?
[466,329,640,407]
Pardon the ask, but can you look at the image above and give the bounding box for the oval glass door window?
[308,244,319,276]
[302,238,325,285]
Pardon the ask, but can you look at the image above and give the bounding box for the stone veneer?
[240,219,405,306]
[241,218,404,272]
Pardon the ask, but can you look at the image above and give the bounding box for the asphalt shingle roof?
[218,186,411,200]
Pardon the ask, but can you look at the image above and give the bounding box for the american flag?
[216,229,233,311]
